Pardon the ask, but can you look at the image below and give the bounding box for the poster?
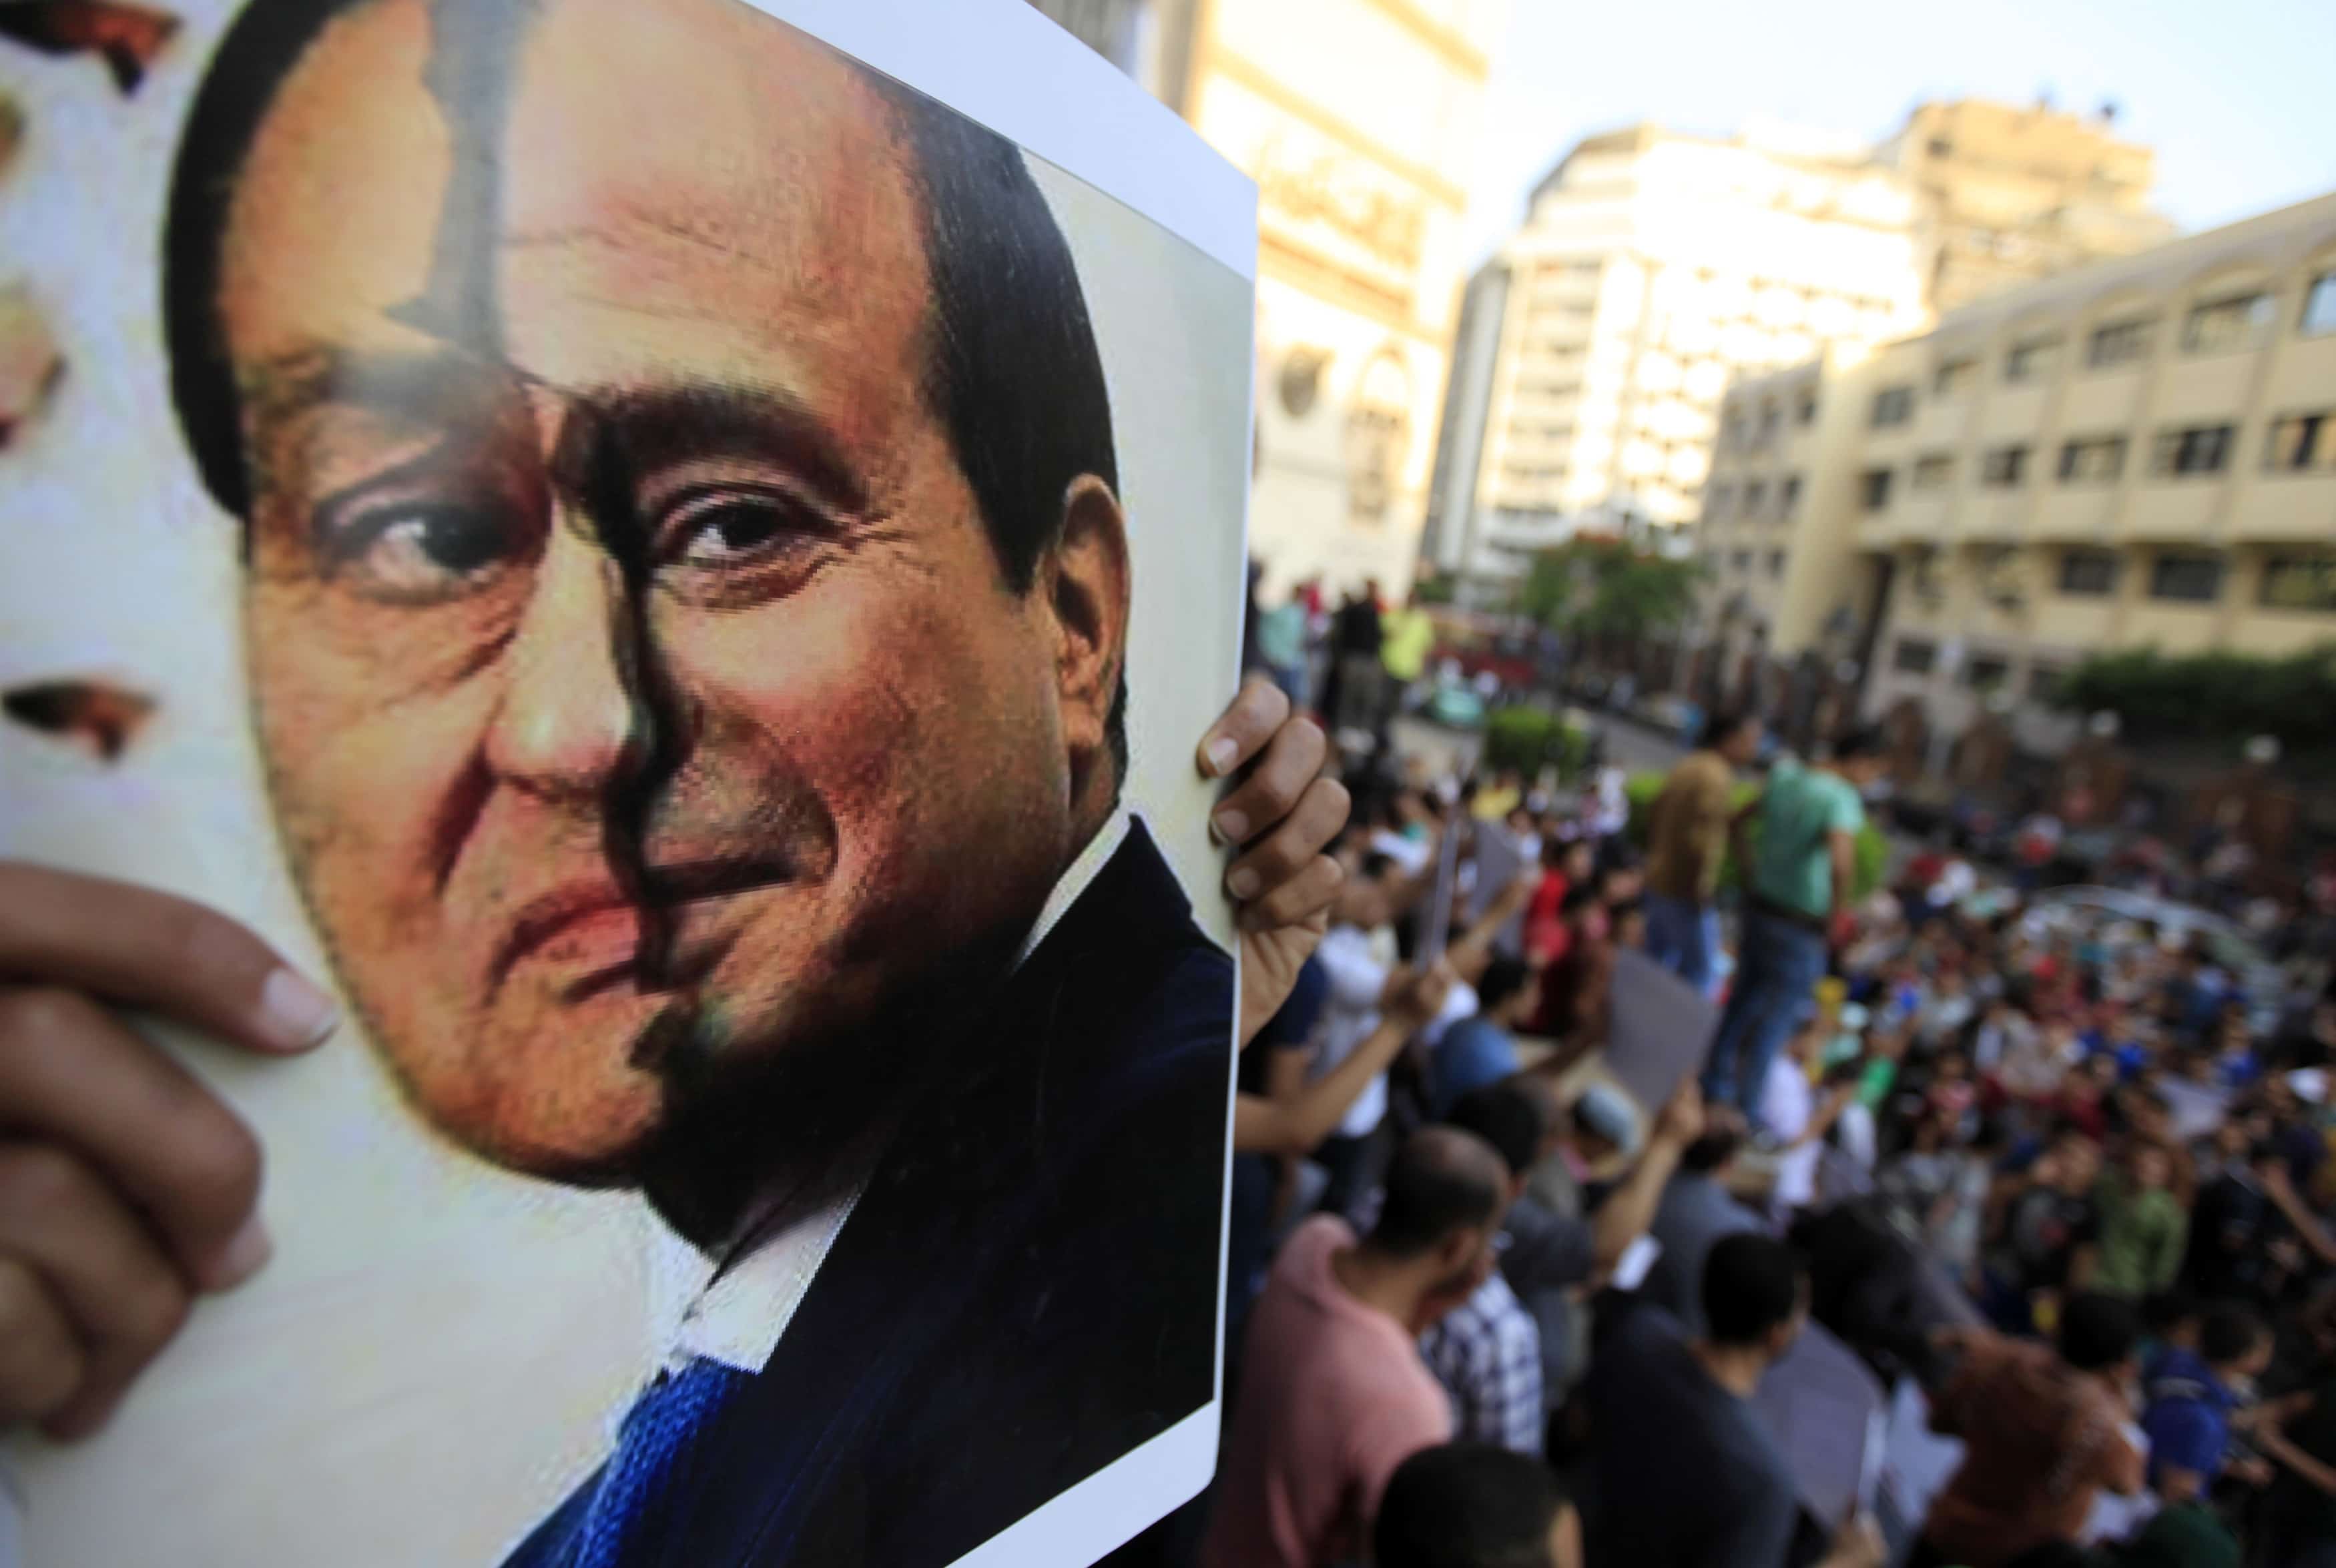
[0,1,1257,1563]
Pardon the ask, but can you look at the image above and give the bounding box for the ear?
[1043,474,1131,766]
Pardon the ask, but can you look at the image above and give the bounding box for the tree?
[1516,537,1703,657]
[2054,643,2336,749]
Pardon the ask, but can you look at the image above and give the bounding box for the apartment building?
[1030,0,1514,597]
[1877,99,2177,314]
[1698,189,2336,757]
[1426,120,1928,595]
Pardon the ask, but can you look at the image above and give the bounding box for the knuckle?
[115,1270,191,1352]
[172,1112,264,1231]
[0,986,98,1058]
[0,1143,93,1219]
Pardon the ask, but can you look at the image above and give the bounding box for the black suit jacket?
[507,821,1232,1567]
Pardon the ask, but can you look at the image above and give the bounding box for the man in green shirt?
[1701,728,1889,1121]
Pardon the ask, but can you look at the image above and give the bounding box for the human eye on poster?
[0,1,1255,1563]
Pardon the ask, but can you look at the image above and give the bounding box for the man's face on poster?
[214,0,1123,1183]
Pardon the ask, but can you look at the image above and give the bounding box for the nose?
[483,521,644,801]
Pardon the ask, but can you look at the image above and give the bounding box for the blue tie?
[565,1356,749,1568]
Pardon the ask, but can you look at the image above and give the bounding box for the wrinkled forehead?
[218,0,931,389]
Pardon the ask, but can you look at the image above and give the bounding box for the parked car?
[2025,885,2283,1033]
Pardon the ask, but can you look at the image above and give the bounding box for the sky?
[1461,0,2336,268]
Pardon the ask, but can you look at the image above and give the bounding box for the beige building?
[1697,190,2336,759]
[1425,120,1928,595]
[1877,99,2177,315]
[1030,0,1512,597]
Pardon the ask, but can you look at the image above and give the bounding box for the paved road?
[1388,709,1690,783]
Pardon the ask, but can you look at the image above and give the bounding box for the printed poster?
[0,1,1257,1562]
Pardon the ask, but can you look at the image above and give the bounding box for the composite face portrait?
[203,0,1119,1194]
[4,0,1253,1563]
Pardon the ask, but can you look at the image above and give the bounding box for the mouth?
[491,857,794,998]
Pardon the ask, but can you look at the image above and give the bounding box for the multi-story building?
[1697,189,2336,766]
[1425,120,1928,597]
[1877,99,2178,315]
[1029,0,1512,597]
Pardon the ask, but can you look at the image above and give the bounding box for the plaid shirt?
[1418,1270,1543,1455]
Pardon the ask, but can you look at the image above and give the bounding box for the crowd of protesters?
[1201,578,2336,1568]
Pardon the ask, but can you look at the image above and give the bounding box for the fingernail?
[1227,867,1260,900]
[1204,736,1239,776]
[258,967,339,1052]
[210,1213,272,1291]
[1214,807,1249,843]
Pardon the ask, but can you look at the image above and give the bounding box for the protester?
[1374,1443,1580,1568]
[1205,1127,1509,1568]
[1584,1232,1882,1568]
[2092,1139,2189,1299]
[1643,709,1761,997]
[1644,1116,1763,1338]
[1432,955,1541,1118]
[1915,1297,2146,1568]
[1701,728,1891,1121]
[1422,1084,1554,1454]
[1986,1128,2105,1332]
[2140,1303,2272,1505]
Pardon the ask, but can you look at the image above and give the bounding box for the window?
[2148,552,2225,603]
[1871,386,1916,427]
[1743,480,1767,516]
[1731,550,1752,572]
[1892,639,1936,675]
[2266,412,2336,474]
[1755,402,1781,446]
[1911,453,1955,491]
[1966,656,2010,691]
[2261,555,2336,612]
[2150,424,2235,477]
[1767,550,1786,578]
[2004,337,2061,384]
[1779,475,1803,515]
[2057,548,2120,596]
[1706,483,1733,518]
[1981,445,2030,486]
[2058,436,2127,484]
[1796,392,1819,425]
[1934,357,1977,398]
[2304,272,2336,338]
[1860,468,1893,510]
[2183,292,2276,355]
[2029,663,2067,703]
[2086,317,2154,369]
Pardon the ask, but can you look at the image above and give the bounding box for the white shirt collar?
[666,808,1134,1375]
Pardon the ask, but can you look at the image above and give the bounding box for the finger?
[0,986,268,1292]
[0,863,338,1055]
[1197,675,1291,780]
[1211,715,1328,847]
[0,1142,192,1440]
[1226,779,1351,903]
[0,1256,82,1427]
[1236,855,1344,935]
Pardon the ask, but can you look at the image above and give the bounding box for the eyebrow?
[241,343,505,438]
[571,382,871,518]
[243,346,870,517]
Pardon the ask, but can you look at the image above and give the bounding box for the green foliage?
[1621,769,1886,899]
[1411,572,1458,606]
[1517,538,1703,644]
[1484,706,1590,780]
[2054,643,2336,747]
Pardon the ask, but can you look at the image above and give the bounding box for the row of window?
[1717,548,1789,578]
[1869,270,2336,426]
[1705,474,1803,520]
[2048,548,2336,608]
[1858,408,2336,506]
[1888,639,2065,701]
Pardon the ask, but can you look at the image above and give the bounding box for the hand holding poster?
[0,3,1259,1563]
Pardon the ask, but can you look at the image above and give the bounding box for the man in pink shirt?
[1204,1126,1513,1568]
